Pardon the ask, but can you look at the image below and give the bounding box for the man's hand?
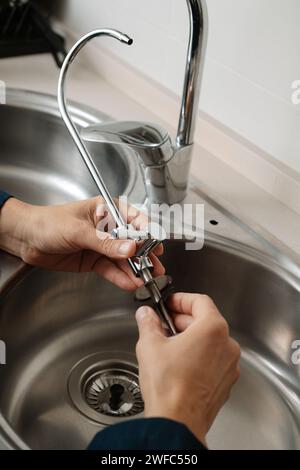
[0,197,164,290]
[135,293,240,446]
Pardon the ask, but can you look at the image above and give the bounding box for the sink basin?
[0,89,142,205]
[0,89,300,450]
[0,239,300,450]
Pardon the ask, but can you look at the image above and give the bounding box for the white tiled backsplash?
[59,0,300,175]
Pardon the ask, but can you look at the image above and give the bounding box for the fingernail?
[136,306,151,321]
[118,241,134,255]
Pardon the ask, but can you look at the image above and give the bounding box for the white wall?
[60,0,300,175]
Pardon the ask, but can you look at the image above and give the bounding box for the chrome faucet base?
[81,121,194,204]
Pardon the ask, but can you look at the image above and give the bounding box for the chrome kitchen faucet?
[57,1,208,334]
[81,0,208,205]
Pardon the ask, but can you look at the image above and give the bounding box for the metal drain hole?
[68,352,144,425]
[84,370,144,417]
[110,384,125,411]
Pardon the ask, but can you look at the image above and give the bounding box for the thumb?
[96,235,136,259]
[76,223,137,259]
[135,306,166,343]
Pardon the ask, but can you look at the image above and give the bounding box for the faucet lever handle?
[81,121,170,149]
[81,121,174,167]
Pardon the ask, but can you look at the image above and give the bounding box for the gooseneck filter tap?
[57,29,177,335]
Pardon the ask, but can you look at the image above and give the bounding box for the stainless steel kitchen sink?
[0,89,300,450]
[0,89,143,205]
[0,240,300,450]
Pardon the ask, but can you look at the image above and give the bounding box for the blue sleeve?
[87,418,207,451]
[0,191,12,209]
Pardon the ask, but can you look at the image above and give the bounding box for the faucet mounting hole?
[209,219,219,226]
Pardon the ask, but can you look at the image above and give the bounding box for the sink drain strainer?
[68,352,144,425]
[84,371,143,417]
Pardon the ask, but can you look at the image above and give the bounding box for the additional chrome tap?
[81,0,208,204]
[58,28,177,335]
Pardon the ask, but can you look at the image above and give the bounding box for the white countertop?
[1,52,300,261]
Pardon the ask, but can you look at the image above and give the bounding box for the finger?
[115,201,164,256]
[81,197,111,229]
[168,292,219,320]
[116,258,144,287]
[93,257,137,291]
[152,242,164,256]
[96,236,136,260]
[117,199,147,228]
[96,198,164,257]
[86,198,162,245]
[88,196,144,232]
[79,201,164,266]
[149,253,165,276]
[172,313,193,332]
[76,223,137,259]
[135,306,167,343]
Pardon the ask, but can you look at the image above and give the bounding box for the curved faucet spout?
[57,29,133,229]
[177,0,208,148]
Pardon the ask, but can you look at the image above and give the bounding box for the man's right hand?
[135,293,241,446]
